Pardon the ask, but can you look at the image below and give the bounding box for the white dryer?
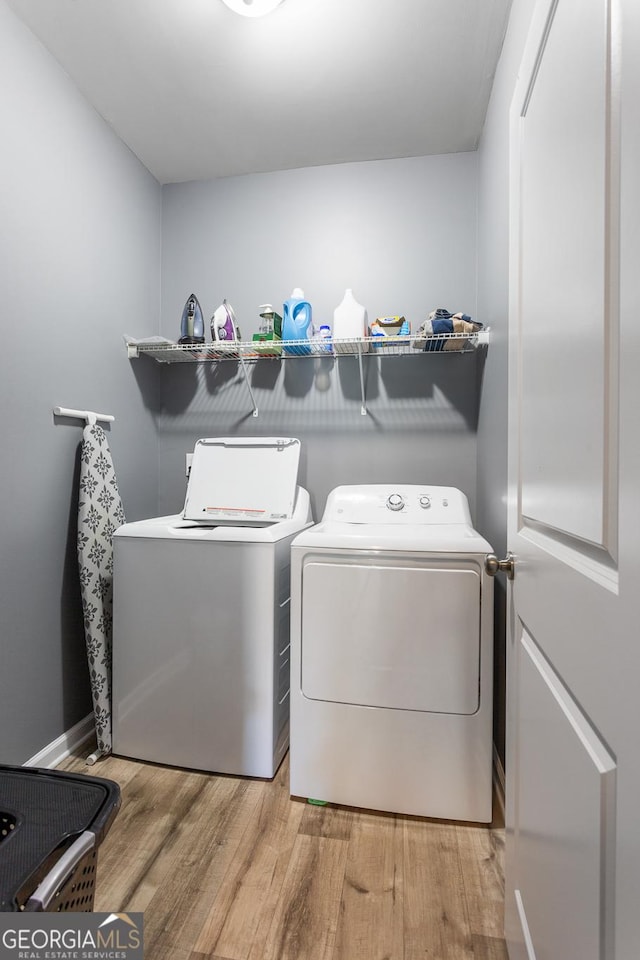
[290,484,494,822]
[112,437,312,779]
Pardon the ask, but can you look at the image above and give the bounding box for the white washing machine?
[112,437,312,779]
[290,484,494,822]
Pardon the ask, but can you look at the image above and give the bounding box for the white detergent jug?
[333,289,368,353]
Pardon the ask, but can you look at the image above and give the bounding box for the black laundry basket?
[0,764,120,912]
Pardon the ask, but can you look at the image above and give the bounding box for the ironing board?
[77,424,126,759]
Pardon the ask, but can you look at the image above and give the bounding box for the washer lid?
[183,437,301,524]
[113,487,311,542]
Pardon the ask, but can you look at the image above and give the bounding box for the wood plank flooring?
[60,749,507,960]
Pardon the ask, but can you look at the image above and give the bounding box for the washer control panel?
[324,484,471,525]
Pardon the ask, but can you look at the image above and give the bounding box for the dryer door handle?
[484,552,515,580]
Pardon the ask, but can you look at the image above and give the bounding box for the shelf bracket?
[357,342,367,415]
[239,356,259,417]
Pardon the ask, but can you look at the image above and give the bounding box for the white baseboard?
[493,744,506,822]
[24,713,95,769]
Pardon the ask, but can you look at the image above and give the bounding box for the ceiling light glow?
[220,0,284,17]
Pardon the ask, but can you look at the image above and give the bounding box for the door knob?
[484,552,515,579]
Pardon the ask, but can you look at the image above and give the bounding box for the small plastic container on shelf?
[0,764,120,912]
[317,324,333,353]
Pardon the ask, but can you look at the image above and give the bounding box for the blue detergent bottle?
[282,287,312,355]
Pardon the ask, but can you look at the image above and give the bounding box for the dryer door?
[301,556,481,714]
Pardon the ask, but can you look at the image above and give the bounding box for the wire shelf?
[126,330,488,363]
[125,329,489,418]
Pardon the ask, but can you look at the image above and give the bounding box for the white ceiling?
[6,0,512,184]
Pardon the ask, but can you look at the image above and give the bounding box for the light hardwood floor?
[60,749,507,960]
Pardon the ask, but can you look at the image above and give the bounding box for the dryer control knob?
[386,493,405,512]
[419,496,431,509]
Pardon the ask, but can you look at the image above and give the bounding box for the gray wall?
[0,0,162,763]
[158,155,482,521]
[475,0,536,764]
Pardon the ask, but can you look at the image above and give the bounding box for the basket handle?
[24,830,95,911]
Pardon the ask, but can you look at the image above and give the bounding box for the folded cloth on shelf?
[413,308,483,352]
[123,335,176,347]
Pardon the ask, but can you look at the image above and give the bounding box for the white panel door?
[506,1,640,958]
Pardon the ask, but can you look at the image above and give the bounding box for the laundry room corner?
[0,0,163,765]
